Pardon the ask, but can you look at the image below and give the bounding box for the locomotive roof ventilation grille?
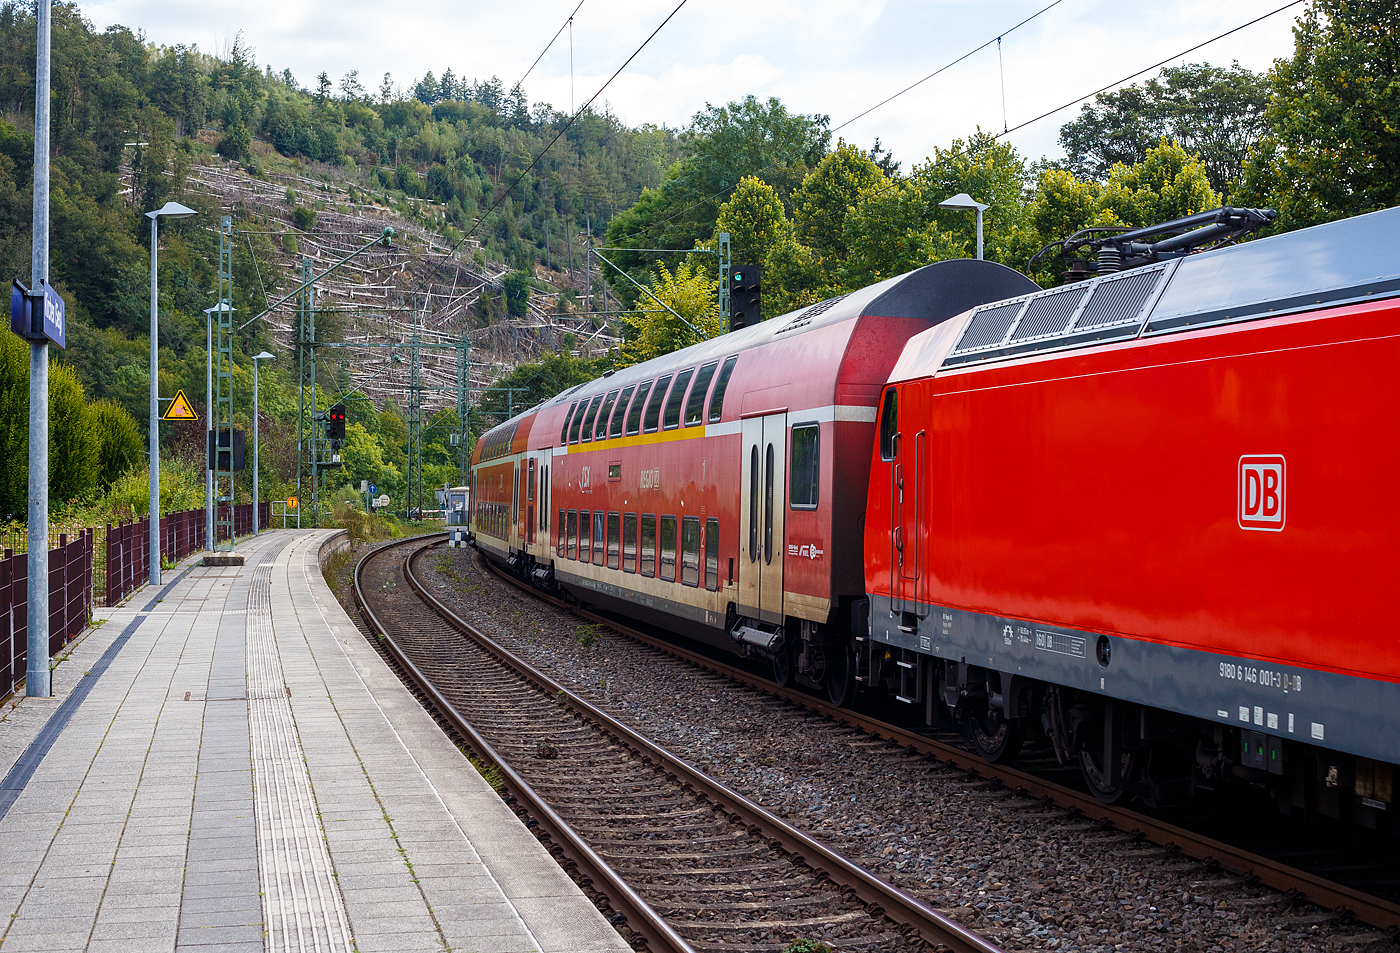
[774,293,849,335]
[944,261,1175,368]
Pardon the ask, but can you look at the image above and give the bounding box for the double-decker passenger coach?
[471,259,1036,702]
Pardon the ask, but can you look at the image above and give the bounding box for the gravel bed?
[404,547,1391,953]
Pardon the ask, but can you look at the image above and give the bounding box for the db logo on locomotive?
[1238,455,1285,531]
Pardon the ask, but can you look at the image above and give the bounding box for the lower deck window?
[705,518,719,590]
[592,511,605,566]
[623,514,637,572]
[681,517,700,587]
[660,515,677,582]
[567,510,578,559]
[607,512,621,569]
[640,515,656,576]
[580,510,591,562]
[557,509,565,555]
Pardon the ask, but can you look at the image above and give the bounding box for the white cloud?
[81,0,1299,167]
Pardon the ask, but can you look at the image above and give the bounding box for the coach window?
[595,390,619,440]
[643,375,672,433]
[684,362,719,427]
[590,392,615,441]
[607,512,621,569]
[626,381,653,436]
[705,518,719,590]
[567,510,578,559]
[571,395,595,444]
[611,385,635,438]
[623,513,637,572]
[579,510,591,562]
[640,514,657,576]
[557,508,565,554]
[592,511,604,566]
[879,388,898,460]
[527,460,535,502]
[560,401,577,446]
[764,444,775,564]
[707,355,738,423]
[748,446,759,563]
[681,517,701,587]
[579,395,603,443]
[660,515,678,582]
[664,368,695,430]
[790,424,819,509]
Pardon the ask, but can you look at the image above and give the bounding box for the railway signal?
[730,265,762,331]
[326,405,346,446]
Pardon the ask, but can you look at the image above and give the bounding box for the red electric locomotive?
[862,206,1400,822]
[470,259,1036,702]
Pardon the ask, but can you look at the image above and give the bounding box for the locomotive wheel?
[1078,747,1125,803]
[772,645,795,688]
[970,713,1024,764]
[825,642,857,707]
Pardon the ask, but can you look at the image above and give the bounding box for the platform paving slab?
[0,529,631,953]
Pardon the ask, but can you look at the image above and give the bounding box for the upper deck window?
[644,375,672,433]
[579,394,603,443]
[626,381,653,436]
[594,390,620,440]
[663,368,695,430]
[611,385,635,438]
[560,401,577,446]
[707,356,738,423]
[685,362,719,427]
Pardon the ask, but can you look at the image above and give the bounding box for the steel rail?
[479,554,1400,934]
[394,536,1005,953]
[353,535,696,953]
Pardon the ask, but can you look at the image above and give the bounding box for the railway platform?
[0,529,629,953]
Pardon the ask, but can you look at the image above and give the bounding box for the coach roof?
[541,258,1037,410]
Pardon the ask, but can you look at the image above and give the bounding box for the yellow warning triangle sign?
[162,389,199,421]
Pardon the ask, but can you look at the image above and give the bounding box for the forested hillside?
[0,0,1395,528]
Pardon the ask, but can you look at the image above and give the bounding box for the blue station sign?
[10,279,66,349]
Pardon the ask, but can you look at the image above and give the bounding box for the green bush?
[90,400,142,487]
[292,206,317,231]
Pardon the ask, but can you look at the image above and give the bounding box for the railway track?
[353,534,1002,953]
[465,543,1400,939]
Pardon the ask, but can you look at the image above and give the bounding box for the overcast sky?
[82,0,1301,169]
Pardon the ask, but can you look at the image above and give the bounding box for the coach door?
[890,385,923,613]
[526,457,537,544]
[533,449,552,552]
[740,413,787,624]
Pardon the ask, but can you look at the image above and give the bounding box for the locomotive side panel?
[867,297,1400,763]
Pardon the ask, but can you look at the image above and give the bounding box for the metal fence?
[104,503,271,606]
[1,531,94,698]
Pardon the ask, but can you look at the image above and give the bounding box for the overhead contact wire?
[997,0,1306,138]
[831,0,1066,134]
[517,0,589,90]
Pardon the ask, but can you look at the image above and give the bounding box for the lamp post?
[938,192,990,261]
[251,351,274,534]
[145,201,197,586]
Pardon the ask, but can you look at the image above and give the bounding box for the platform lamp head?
[938,193,990,261]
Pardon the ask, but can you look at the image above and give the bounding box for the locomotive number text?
[1219,661,1301,693]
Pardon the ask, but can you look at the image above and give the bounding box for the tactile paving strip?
[247,560,354,953]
